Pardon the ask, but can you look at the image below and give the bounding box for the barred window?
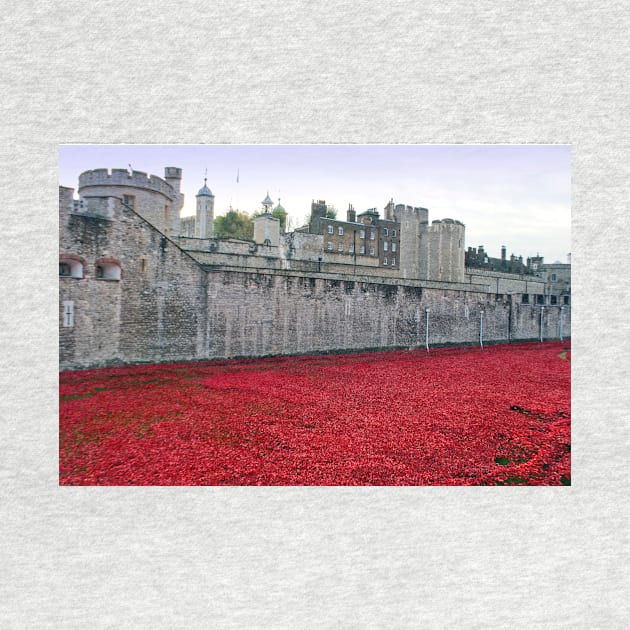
[338,242,343,252]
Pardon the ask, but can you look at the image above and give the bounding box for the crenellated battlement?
[430,218,465,228]
[78,168,176,199]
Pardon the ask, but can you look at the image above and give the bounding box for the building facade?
[60,167,571,370]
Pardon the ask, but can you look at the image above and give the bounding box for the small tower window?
[383,228,388,236]
[327,225,334,234]
[360,245,365,254]
[369,246,375,256]
[338,226,344,236]
[391,257,396,266]
[370,231,375,240]
[383,242,388,252]
[392,243,396,252]
[327,241,333,251]
[95,258,122,281]
[338,242,343,252]
[59,255,85,279]
[122,194,135,209]
[359,230,365,239]
[383,257,388,265]
[392,229,397,237]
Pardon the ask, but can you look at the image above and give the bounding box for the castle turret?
[262,192,274,213]
[78,167,182,236]
[196,177,215,238]
[422,219,465,283]
[398,205,429,279]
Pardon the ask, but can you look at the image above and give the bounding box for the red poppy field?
[59,341,570,486]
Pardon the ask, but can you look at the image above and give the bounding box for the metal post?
[480,309,484,350]
[425,308,430,354]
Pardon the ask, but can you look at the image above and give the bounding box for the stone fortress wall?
[59,167,571,370]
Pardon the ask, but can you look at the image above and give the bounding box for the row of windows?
[325,226,398,239]
[59,257,122,281]
[326,241,397,255]
[521,294,570,305]
[327,242,377,255]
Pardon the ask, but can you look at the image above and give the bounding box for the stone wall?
[60,194,207,369]
[59,190,570,370]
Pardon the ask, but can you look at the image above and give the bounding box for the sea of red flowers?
[59,341,570,486]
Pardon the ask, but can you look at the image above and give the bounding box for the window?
[338,226,344,236]
[349,244,354,253]
[383,242,388,252]
[370,231,375,240]
[327,241,333,251]
[95,258,122,281]
[327,225,334,234]
[550,295,558,305]
[536,294,545,305]
[383,257,388,265]
[359,230,365,239]
[392,243,396,252]
[122,194,135,209]
[383,228,388,236]
[62,301,74,328]
[551,273,557,282]
[59,255,85,279]
[522,294,529,304]
[563,295,570,305]
[392,229,397,237]
[338,242,343,252]
[369,247,375,256]
[360,245,365,254]
[391,257,396,266]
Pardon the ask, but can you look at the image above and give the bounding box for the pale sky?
[59,144,571,263]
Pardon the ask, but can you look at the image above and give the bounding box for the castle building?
[60,166,570,370]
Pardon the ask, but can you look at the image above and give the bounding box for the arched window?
[95,258,122,281]
[59,254,85,279]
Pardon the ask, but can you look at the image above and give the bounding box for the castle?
[59,167,570,370]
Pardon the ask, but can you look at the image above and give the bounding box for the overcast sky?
[59,144,571,263]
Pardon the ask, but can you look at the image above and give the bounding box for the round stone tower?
[196,178,215,238]
[78,167,183,236]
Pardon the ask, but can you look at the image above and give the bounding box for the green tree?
[214,209,254,240]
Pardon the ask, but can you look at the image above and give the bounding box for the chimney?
[347,203,356,223]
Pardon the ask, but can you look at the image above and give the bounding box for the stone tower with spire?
[195,177,215,238]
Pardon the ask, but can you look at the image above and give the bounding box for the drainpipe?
[480,309,484,350]
[559,305,564,341]
[539,305,544,342]
[425,308,430,354]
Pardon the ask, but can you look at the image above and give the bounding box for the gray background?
[1,1,628,627]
